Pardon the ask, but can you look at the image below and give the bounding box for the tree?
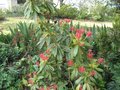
[24,0,56,22]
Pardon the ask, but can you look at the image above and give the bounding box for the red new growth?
[28,78,34,85]
[86,31,92,37]
[90,70,96,76]
[87,49,94,59]
[70,26,75,31]
[39,53,49,61]
[64,18,71,23]
[36,61,40,66]
[79,85,83,90]
[78,66,86,73]
[98,58,104,64]
[67,60,74,66]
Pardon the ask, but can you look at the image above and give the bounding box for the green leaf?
[96,68,103,72]
[73,45,79,57]
[75,77,84,85]
[37,61,45,73]
[22,78,28,85]
[86,84,91,90]
[76,84,80,90]
[52,46,57,57]
[90,77,96,83]
[36,76,44,82]
[83,83,87,90]
[71,68,78,80]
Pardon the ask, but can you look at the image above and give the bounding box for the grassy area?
[0,17,113,34]
[73,20,113,28]
[0,17,33,34]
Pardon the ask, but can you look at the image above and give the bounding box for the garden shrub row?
[52,4,115,21]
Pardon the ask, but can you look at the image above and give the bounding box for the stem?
[68,69,75,90]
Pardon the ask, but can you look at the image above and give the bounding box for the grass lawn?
[0,17,113,34]
[73,20,113,28]
[0,17,33,34]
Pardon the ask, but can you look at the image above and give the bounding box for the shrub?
[14,19,105,90]
[5,4,24,17]
[0,43,21,90]
[91,15,120,89]
[53,5,78,19]
[0,9,5,20]
[76,6,90,20]
[9,22,41,55]
[90,3,115,21]
[0,32,12,44]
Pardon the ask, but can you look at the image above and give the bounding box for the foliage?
[53,4,78,19]
[24,0,55,20]
[9,22,41,55]
[0,33,12,44]
[107,63,120,90]
[90,3,114,21]
[0,43,21,90]
[92,14,120,89]
[5,5,24,17]
[14,19,105,90]
[0,9,5,20]
[1,0,118,89]
[76,6,90,20]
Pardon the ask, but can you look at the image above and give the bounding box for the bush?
[107,63,120,90]
[0,43,21,90]
[0,9,5,20]
[9,22,41,55]
[12,19,104,90]
[53,5,78,19]
[90,3,115,21]
[76,6,91,20]
[0,33,12,44]
[5,4,24,17]
[91,15,120,89]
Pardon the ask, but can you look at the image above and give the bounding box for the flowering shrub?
[20,19,104,90]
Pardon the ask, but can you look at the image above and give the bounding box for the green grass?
[0,17,33,34]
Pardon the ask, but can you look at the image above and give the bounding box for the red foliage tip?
[39,53,49,61]
[27,73,32,78]
[39,87,44,90]
[87,52,94,59]
[90,70,96,76]
[28,78,34,85]
[79,42,84,47]
[98,58,104,64]
[45,49,50,54]
[78,66,86,73]
[67,60,74,66]
[70,26,75,31]
[86,31,92,37]
[75,32,82,39]
[79,85,83,90]
[33,71,37,76]
[36,61,40,66]
[64,18,71,23]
